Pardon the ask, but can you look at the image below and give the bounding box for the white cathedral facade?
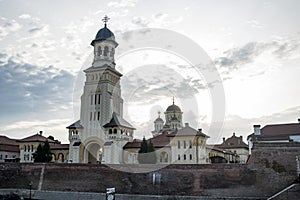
[66,18,240,164]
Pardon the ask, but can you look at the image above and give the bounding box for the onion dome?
[91,15,117,46]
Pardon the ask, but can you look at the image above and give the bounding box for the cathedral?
[66,17,242,164]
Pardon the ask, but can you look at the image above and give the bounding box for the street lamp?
[29,181,32,199]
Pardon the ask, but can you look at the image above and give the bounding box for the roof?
[0,136,19,152]
[103,112,135,130]
[218,133,248,149]
[17,134,55,143]
[0,136,19,146]
[84,64,122,77]
[91,25,117,46]
[154,117,164,123]
[206,145,236,155]
[166,104,181,112]
[261,123,300,136]
[248,122,300,141]
[50,143,69,150]
[173,126,209,138]
[66,120,84,129]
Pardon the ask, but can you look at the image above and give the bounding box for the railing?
[267,183,298,200]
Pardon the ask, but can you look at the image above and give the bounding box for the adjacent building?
[0,136,19,162]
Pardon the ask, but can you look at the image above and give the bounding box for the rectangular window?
[178,154,180,160]
[24,145,26,152]
[31,145,34,152]
[189,140,192,149]
[94,112,96,120]
[177,141,180,149]
[184,141,186,149]
[91,95,93,105]
[90,112,92,121]
[184,154,186,160]
[190,154,192,160]
[94,94,97,105]
[97,112,100,120]
[98,94,101,104]
[0,154,2,160]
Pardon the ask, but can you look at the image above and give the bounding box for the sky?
[0,0,300,144]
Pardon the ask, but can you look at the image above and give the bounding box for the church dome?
[91,25,116,46]
[154,117,164,123]
[166,104,181,112]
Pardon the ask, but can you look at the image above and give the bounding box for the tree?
[33,140,52,162]
[138,137,157,164]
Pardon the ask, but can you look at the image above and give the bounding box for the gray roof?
[91,25,117,46]
[66,120,83,129]
[103,112,135,130]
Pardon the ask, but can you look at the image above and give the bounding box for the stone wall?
[1,142,300,199]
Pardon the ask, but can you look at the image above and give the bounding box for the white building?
[67,17,134,164]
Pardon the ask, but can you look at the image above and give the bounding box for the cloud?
[28,25,49,37]
[19,14,31,19]
[0,17,21,39]
[0,56,75,120]
[214,34,300,80]
[107,0,138,8]
[121,64,204,105]
[131,16,149,27]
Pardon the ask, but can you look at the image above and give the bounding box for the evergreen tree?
[138,137,157,164]
[33,140,52,162]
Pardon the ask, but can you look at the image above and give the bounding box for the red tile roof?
[0,136,19,152]
[248,122,300,141]
[50,143,69,150]
[17,134,55,143]
[217,133,248,149]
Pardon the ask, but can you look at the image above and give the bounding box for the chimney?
[185,123,189,127]
[39,131,43,136]
[240,136,243,141]
[253,125,261,135]
[223,137,225,143]
[233,132,235,136]
[198,128,202,133]
[298,118,300,123]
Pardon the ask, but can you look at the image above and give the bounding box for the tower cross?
[102,15,110,26]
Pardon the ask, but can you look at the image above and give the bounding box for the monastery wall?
[1,143,300,199]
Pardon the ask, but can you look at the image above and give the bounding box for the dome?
[154,117,164,123]
[166,104,181,112]
[91,25,116,46]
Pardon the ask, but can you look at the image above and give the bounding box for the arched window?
[184,141,186,149]
[189,140,192,148]
[24,145,26,152]
[178,154,181,160]
[114,129,117,134]
[104,46,109,56]
[184,154,187,160]
[110,48,115,57]
[109,129,112,134]
[190,154,192,160]
[97,46,102,56]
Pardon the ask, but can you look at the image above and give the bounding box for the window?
[97,46,102,56]
[5,155,8,158]
[110,48,115,57]
[190,154,192,160]
[94,94,97,105]
[91,95,93,105]
[189,140,192,148]
[31,145,34,152]
[109,129,112,134]
[184,141,186,149]
[97,112,100,120]
[184,154,186,160]
[98,94,101,104]
[178,154,181,160]
[177,141,180,149]
[0,154,2,160]
[104,46,109,56]
[90,112,92,121]
[24,145,26,152]
[114,129,117,134]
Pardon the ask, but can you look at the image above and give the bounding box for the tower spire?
[172,97,175,105]
[102,15,110,27]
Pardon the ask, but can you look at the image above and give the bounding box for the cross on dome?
[102,15,110,27]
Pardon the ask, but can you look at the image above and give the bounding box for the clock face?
[107,194,114,200]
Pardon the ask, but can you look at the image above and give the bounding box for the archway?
[84,142,103,164]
